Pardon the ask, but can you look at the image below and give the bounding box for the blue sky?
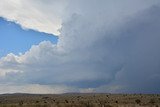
[0,17,58,57]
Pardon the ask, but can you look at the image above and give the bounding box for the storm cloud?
[0,0,160,93]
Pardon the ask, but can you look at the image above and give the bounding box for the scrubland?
[0,93,160,107]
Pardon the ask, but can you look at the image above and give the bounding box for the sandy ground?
[0,93,159,107]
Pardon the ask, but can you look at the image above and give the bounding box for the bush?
[65,100,69,103]
[19,100,23,106]
[135,99,141,104]
[149,99,155,104]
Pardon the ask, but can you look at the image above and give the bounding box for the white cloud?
[0,0,160,93]
[0,0,67,35]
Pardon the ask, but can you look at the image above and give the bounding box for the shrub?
[65,100,69,103]
[36,100,39,103]
[19,100,23,106]
[149,99,155,104]
[135,99,141,104]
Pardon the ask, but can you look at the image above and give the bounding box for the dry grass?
[0,93,159,107]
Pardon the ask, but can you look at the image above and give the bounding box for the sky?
[0,17,58,57]
[0,0,160,94]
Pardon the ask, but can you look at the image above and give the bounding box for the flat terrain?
[0,93,160,107]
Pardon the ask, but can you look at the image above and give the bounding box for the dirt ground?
[0,93,159,107]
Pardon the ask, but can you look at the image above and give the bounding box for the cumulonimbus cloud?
[0,0,160,93]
